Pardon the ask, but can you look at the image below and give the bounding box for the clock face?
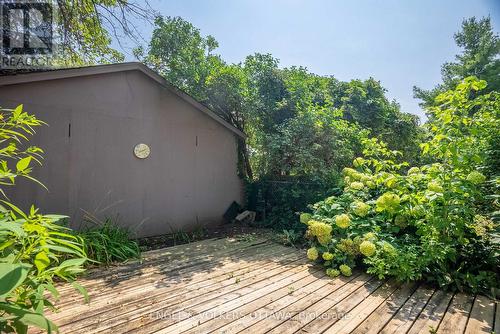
[134,143,150,159]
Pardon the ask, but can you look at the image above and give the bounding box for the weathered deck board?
[495,300,500,334]
[201,270,333,333]
[323,280,401,334]
[406,289,454,334]
[36,237,496,334]
[63,256,304,333]
[298,277,385,333]
[436,293,475,333]
[123,260,314,334]
[350,282,418,334]
[53,244,291,323]
[241,273,363,333]
[464,295,495,334]
[379,285,434,334]
[55,236,271,297]
[265,274,377,334]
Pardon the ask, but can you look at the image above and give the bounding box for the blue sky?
[120,0,500,120]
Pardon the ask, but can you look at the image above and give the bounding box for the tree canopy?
[414,16,500,109]
[136,16,423,181]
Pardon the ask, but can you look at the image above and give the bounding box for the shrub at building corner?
[302,77,499,294]
[0,105,88,333]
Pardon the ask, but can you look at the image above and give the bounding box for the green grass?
[78,218,140,265]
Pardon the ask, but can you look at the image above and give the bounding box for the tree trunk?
[240,140,253,180]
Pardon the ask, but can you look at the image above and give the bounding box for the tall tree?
[138,17,423,179]
[204,64,254,178]
[136,16,255,178]
[0,0,153,70]
[136,16,222,101]
[55,0,153,64]
[414,16,500,108]
[330,78,423,163]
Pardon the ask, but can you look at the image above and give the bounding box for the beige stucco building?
[0,63,244,237]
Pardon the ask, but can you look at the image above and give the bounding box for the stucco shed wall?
[0,70,243,237]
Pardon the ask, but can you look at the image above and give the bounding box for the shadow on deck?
[37,235,498,334]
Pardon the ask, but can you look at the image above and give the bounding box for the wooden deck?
[40,235,498,334]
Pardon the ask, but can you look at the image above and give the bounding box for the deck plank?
[55,238,273,298]
[436,293,474,334]
[495,300,500,334]
[181,267,328,333]
[323,280,400,334]
[28,237,495,334]
[52,242,274,310]
[406,289,453,334]
[58,253,302,332]
[379,285,435,334]
[298,278,386,333]
[206,270,335,334]
[54,243,286,319]
[140,236,268,261]
[142,262,316,334]
[65,255,307,333]
[264,274,374,334]
[350,282,418,334]
[56,236,262,296]
[240,274,365,333]
[464,295,495,334]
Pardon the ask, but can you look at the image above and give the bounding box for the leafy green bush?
[0,105,88,333]
[276,229,303,247]
[78,216,140,265]
[302,78,499,294]
[252,177,338,232]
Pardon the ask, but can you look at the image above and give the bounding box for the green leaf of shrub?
[16,157,31,173]
[12,104,23,118]
[71,281,89,303]
[0,263,31,299]
[0,303,57,332]
[34,251,50,274]
[58,258,87,269]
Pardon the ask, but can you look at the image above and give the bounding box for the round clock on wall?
[134,143,150,159]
